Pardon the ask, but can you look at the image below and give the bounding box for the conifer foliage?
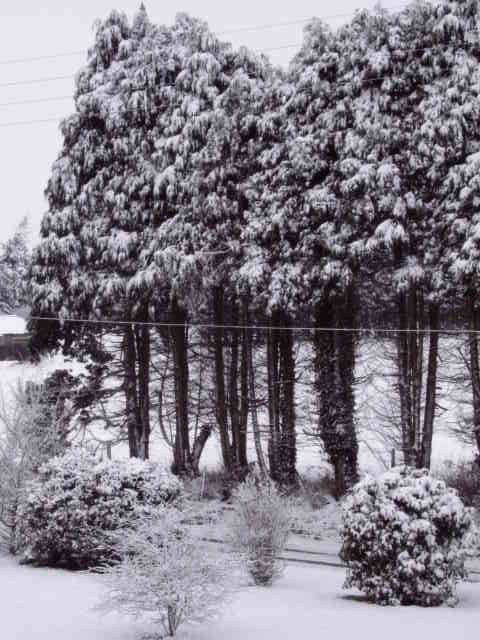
[28,1,480,489]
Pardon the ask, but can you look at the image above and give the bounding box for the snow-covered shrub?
[95,506,242,638]
[437,459,480,510]
[15,449,183,568]
[340,466,474,606]
[229,474,291,585]
[0,378,70,554]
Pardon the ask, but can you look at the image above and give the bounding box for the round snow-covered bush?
[340,466,474,606]
[15,449,183,568]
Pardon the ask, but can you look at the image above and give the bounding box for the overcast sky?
[0,0,405,246]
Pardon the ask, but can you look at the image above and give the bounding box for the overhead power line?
[28,315,480,334]
[0,5,410,66]
[0,74,74,88]
[0,51,476,128]
[0,117,61,127]
[0,27,478,95]
[0,95,73,108]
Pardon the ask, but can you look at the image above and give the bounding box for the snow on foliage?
[95,505,243,638]
[340,466,474,606]
[228,474,292,586]
[15,448,182,569]
[0,218,30,315]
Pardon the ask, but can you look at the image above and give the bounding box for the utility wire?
[28,315,480,334]
[0,117,61,127]
[0,27,478,107]
[0,95,73,108]
[0,43,475,129]
[0,5,409,66]
[0,74,74,88]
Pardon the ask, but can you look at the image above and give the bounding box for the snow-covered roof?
[0,315,27,335]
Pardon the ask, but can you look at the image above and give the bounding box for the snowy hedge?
[15,449,183,569]
[340,466,474,606]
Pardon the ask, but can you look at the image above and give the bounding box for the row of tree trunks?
[266,311,297,485]
[122,322,151,460]
[395,282,440,469]
[212,290,250,475]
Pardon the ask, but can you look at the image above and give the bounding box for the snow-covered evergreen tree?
[0,217,30,314]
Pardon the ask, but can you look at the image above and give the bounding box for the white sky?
[0,0,405,245]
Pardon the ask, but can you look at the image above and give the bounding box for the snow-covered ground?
[1,554,479,640]
[0,314,26,334]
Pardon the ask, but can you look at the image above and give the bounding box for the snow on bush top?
[340,466,475,606]
[16,448,183,568]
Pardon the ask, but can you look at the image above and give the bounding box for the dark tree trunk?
[420,303,440,469]
[229,299,248,474]
[313,289,358,498]
[191,425,212,473]
[397,291,408,462]
[266,311,297,485]
[267,323,281,480]
[245,302,267,475]
[135,324,150,460]
[123,324,139,458]
[336,286,359,488]
[239,317,249,468]
[213,286,232,472]
[467,291,480,455]
[278,313,297,486]
[314,300,344,497]
[170,298,191,475]
[396,283,434,468]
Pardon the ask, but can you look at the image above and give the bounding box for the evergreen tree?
[0,217,30,314]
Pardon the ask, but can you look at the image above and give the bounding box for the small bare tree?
[95,506,243,638]
[228,473,291,586]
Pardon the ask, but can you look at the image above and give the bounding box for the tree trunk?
[229,298,247,473]
[419,303,439,469]
[239,319,249,468]
[245,302,267,475]
[267,322,281,480]
[123,324,139,458]
[396,283,432,467]
[191,425,212,473]
[314,299,344,497]
[170,299,191,475]
[278,313,297,486]
[135,324,150,460]
[467,290,480,455]
[397,291,408,463]
[213,286,232,472]
[336,286,358,488]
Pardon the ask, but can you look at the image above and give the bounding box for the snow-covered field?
[0,314,26,334]
[1,554,479,640]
